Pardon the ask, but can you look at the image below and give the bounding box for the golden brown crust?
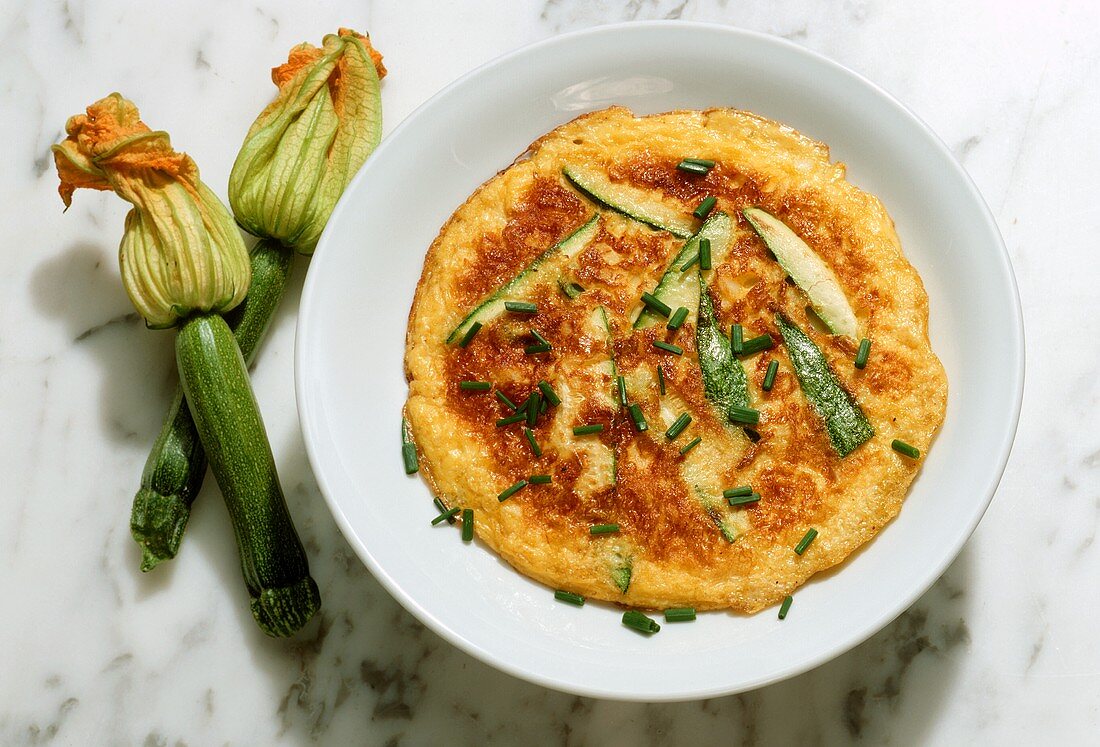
[405,106,947,613]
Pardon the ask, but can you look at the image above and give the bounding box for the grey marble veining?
[1,0,1097,743]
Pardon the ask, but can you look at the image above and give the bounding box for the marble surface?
[1,0,1096,743]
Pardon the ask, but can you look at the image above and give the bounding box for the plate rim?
[295,20,1025,701]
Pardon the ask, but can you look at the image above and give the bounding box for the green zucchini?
[776,314,873,457]
[445,213,600,343]
[176,313,320,636]
[696,274,750,420]
[744,208,859,338]
[130,239,294,571]
[610,553,633,593]
[634,212,734,329]
[563,165,695,238]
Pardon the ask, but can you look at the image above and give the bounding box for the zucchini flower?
[52,93,250,328]
[229,28,385,254]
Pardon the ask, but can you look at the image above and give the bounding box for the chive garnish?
[892,439,920,459]
[693,196,717,220]
[681,157,716,168]
[402,443,418,474]
[667,307,689,331]
[679,252,700,272]
[573,424,604,435]
[458,321,482,347]
[555,590,585,606]
[461,509,474,542]
[590,523,620,535]
[505,301,537,314]
[531,329,550,347]
[794,528,818,555]
[778,595,793,620]
[497,479,528,502]
[679,436,701,455]
[517,393,534,413]
[677,161,710,175]
[628,403,648,432]
[723,485,753,498]
[731,324,744,355]
[855,338,872,369]
[431,506,461,526]
[540,398,548,415]
[617,375,628,407]
[657,365,667,395]
[652,340,683,355]
[762,360,779,391]
[496,390,518,410]
[622,610,661,634]
[699,237,712,270]
[432,496,451,519]
[496,413,526,427]
[523,427,542,457]
[728,492,761,507]
[664,607,696,622]
[529,474,552,485]
[538,380,561,407]
[459,380,491,391]
[641,292,672,318]
[526,392,540,427]
[665,412,692,440]
[739,334,775,356]
[728,405,760,424]
[524,343,552,355]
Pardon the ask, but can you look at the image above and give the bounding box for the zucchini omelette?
[403,107,947,613]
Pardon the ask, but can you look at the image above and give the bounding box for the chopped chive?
[681,157,716,168]
[778,595,793,620]
[590,523,620,535]
[617,375,628,407]
[855,338,872,369]
[664,607,696,622]
[523,427,542,457]
[531,329,551,347]
[497,479,528,502]
[573,424,604,435]
[679,253,700,272]
[693,196,717,220]
[504,301,537,314]
[657,365,667,395]
[402,444,418,474]
[628,403,648,432]
[432,496,451,519]
[728,492,761,507]
[622,610,661,634]
[431,506,461,526]
[731,324,744,355]
[526,392,541,427]
[540,398,548,415]
[676,160,711,175]
[728,405,760,425]
[740,333,775,356]
[892,439,921,459]
[496,413,526,427]
[524,343,552,355]
[723,485,753,498]
[555,590,585,606]
[461,509,474,542]
[794,528,818,555]
[667,307,689,331]
[459,380,491,391]
[641,292,672,318]
[679,436,701,455]
[699,238,712,270]
[529,474,552,485]
[538,380,561,407]
[496,390,518,410]
[458,321,482,348]
[665,412,692,440]
[762,360,779,391]
[652,340,683,355]
[517,393,534,413]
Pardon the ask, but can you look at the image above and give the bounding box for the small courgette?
[563,165,694,238]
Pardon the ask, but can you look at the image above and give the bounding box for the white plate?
[296,22,1023,701]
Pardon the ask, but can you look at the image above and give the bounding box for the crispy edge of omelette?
[404,106,947,613]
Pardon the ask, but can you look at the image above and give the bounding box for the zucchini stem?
[130,240,294,570]
[176,311,319,636]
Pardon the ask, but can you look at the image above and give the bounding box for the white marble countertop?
[2,0,1097,743]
